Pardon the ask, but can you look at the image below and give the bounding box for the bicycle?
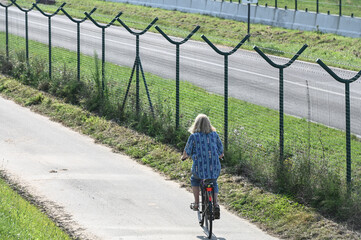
[197,179,216,239]
[181,154,223,239]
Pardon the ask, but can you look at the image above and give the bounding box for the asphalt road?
[1,7,361,135]
[0,96,278,240]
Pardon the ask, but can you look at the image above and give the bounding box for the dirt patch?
[0,169,100,240]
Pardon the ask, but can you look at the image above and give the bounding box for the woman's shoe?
[214,205,220,219]
[190,202,199,211]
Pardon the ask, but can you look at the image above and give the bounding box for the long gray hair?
[188,114,216,134]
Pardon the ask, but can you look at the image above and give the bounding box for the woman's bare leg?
[214,193,218,206]
[192,186,200,207]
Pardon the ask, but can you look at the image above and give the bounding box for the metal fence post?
[155,25,200,129]
[118,17,158,116]
[316,59,361,191]
[224,54,229,149]
[201,34,250,151]
[279,67,284,159]
[48,17,51,79]
[10,1,35,66]
[102,27,105,91]
[136,34,140,113]
[317,0,319,14]
[25,11,28,59]
[0,2,13,61]
[247,3,251,38]
[339,0,342,16]
[77,22,80,78]
[25,11,28,63]
[61,7,96,82]
[85,11,122,93]
[254,44,308,163]
[176,44,180,127]
[295,0,297,11]
[33,2,66,80]
[5,4,8,61]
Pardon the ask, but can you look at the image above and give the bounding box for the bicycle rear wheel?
[200,188,206,227]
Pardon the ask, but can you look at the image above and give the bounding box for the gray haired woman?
[181,114,224,219]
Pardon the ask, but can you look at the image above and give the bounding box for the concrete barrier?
[234,3,248,22]
[177,0,192,12]
[191,0,207,14]
[274,9,295,29]
[136,0,150,7]
[337,16,361,38]
[234,4,257,23]
[105,0,361,38]
[125,0,148,6]
[109,0,125,3]
[293,11,317,31]
[254,6,275,25]
[148,0,164,8]
[315,13,339,34]
[205,0,222,17]
[220,2,238,19]
[162,0,177,10]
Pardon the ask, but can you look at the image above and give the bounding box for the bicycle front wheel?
[205,201,213,239]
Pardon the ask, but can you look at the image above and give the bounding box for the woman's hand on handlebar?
[181,151,189,161]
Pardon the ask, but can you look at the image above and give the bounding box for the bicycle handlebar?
[181,155,224,161]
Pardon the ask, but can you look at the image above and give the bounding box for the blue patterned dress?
[184,131,223,179]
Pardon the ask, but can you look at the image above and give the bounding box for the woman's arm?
[215,132,224,158]
[181,134,194,161]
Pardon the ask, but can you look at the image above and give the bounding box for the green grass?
[11,0,361,71]
[1,0,361,236]
[0,177,71,239]
[1,76,360,239]
[1,30,361,232]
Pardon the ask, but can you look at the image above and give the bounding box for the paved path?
[0,96,278,240]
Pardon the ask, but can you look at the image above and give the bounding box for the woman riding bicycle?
[181,114,224,219]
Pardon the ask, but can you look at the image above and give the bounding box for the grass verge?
[0,174,72,239]
[1,29,361,234]
[1,1,361,236]
[1,75,360,239]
